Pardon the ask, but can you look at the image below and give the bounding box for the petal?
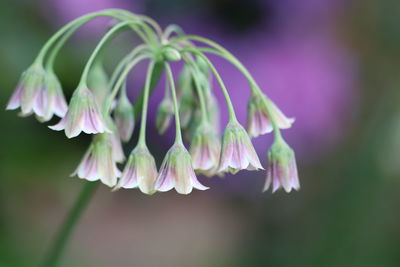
[54,88,68,117]
[6,85,23,110]
[49,117,67,131]
[263,161,273,192]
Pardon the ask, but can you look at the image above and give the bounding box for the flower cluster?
[7,9,300,194]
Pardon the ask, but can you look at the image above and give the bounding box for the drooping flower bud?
[102,115,126,163]
[264,138,300,193]
[6,65,68,121]
[162,46,182,62]
[204,89,221,134]
[196,55,209,75]
[178,67,196,129]
[115,145,158,194]
[218,121,263,174]
[87,60,110,106]
[189,123,221,176]
[155,143,208,194]
[49,86,110,138]
[155,96,174,135]
[114,89,134,142]
[72,133,121,187]
[247,92,295,138]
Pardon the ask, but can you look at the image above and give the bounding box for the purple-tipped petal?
[264,138,300,193]
[6,84,23,110]
[50,86,109,138]
[72,134,120,187]
[247,93,294,138]
[116,145,157,194]
[218,121,263,174]
[155,143,208,195]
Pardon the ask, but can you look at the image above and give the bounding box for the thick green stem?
[165,63,184,145]
[138,61,155,145]
[43,182,98,267]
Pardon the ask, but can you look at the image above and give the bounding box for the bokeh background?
[1,0,400,266]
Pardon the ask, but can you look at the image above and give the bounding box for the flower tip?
[5,103,18,111]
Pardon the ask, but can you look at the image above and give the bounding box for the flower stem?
[105,53,149,114]
[108,44,148,89]
[180,49,238,122]
[138,61,155,145]
[182,55,208,123]
[43,182,98,267]
[45,24,81,70]
[35,9,125,64]
[79,20,143,87]
[172,36,283,139]
[165,63,184,145]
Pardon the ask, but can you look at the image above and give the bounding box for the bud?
[205,89,220,134]
[49,86,110,138]
[189,123,220,176]
[155,96,174,134]
[114,89,134,142]
[72,133,121,187]
[88,61,110,106]
[115,145,157,195]
[247,92,295,138]
[264,138,300,193]
[196,55,209,75]
[162,46,182,62]
[218,121,263,174]
[178,67,196,128]
[155,143,208,194]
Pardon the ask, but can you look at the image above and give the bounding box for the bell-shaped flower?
[189,122,220,176]
[87,61,110,106]
[264,137,300,193]
[155,96,174,134]
[109,131,126,163]
[72,133,121,187]
[114,90,135,142]
[103,115,125,163]
[49,86,110,138]
[218,121,263,174]
[115,145,157,194]
[247,92,294,138]
[6,65,68,121]
[35,71,68,122]
[155,143,208,194]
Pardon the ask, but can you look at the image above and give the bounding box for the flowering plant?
[7,9,302,265]
[7,9,299,195]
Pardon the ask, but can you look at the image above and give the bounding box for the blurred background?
[1,0,400,266]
